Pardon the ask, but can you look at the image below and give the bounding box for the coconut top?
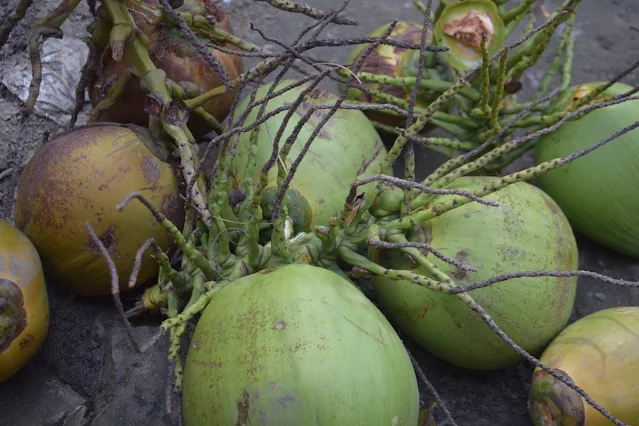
[442,10,495,51]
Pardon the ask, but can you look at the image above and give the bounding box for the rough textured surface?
[90,326,175,426]
[0,362,87,426]
[0,0,638,425]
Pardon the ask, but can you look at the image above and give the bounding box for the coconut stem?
[487,48,508,134]
[335,70,480,101]
[338,247,452,293]
[402,1,432,218]
[501,0,536,25]
[531,15,574,103]
[69,37,98,129]
[117,192,215,281]
[166,289,185,393]
[84,222,141,353]
[507,0,579,80]
[89,69,133,123]
[476,35,492,117]
[407,135,475,151]
[24,0,82,114]
[161,283,224,330]
[164,79,223,133]
[0,0,33,49]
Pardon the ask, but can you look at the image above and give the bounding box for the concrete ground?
[1,0,638,425]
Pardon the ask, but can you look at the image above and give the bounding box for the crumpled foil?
[1,36,89,126]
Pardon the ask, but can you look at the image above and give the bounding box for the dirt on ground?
[1,0,638,425]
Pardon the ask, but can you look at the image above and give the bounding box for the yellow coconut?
[14,123,184,296]
[529,306,639,425]
[0,219,49,383]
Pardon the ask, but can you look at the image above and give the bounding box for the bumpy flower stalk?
[506,0,579,78]
[381,81,469,175]
[475,36,492,117]
[394,118,639,231]
[117,192,215,281]
[531,15,575,103]
[166,289,185,392]
[334,69,481,101]
[89,70,133,123]
[501,0,536,25]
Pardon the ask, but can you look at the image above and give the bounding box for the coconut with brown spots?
[0,219,49,383]
[14,123,184,296]
[369,176,578,370]
[529,306,639,426]
[182,263,419,425]
[88,0,244,140]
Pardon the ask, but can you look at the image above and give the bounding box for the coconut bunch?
[340,0,581,157]
[2,0,639,425]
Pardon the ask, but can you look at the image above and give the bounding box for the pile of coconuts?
[2,0,639,425]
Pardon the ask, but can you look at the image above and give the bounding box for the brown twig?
[0,168,14,182]
[351,175,499,207]
[128,238,160,289]
[407,350,458,426]
[403,0,433,215]
[84,222,141,353]
[68,38,98,129]
[451,270,639,294]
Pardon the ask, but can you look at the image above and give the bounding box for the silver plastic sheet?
[2,36,89,125]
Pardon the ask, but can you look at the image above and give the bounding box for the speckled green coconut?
[534,82,639,258]
[230,79,388,230]
[370,177,578,370]
[182,263,420,426]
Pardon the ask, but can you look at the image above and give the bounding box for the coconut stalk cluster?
[1,0,639,425]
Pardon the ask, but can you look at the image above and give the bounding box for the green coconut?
[230,79,388,230]
[369,176,578,370]
[534,82,639,258]
[182,263,420,425]
[434,0,506,71]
